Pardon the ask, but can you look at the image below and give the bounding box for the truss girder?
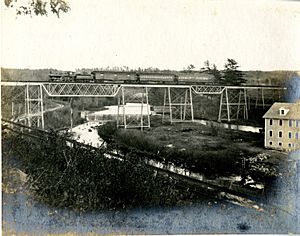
[42,83,120,97]
[192,85,225,94]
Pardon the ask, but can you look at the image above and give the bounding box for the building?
[263,102,300,151]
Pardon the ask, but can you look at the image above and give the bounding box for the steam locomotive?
[48,71,215,85]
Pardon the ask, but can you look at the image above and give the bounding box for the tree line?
[185,58,246,86]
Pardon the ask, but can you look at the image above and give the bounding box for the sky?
[1,0,300,71]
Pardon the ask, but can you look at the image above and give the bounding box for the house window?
[296,120,299,128]
[289,120,293,127]
[296,132,299,139]
[288,132,292,139]
[281,109,284,115]
[279,131,282,138]
[279,120,283,126]
[279,142,282,146]
[269,130,273,137]
[269,119,273,125]
[269,141,272,145]
[288,143,292,147]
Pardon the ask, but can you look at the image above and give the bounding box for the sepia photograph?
[1,0,300,234]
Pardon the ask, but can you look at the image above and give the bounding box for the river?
[194,119,262,133]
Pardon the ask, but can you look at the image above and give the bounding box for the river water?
[194,119,262,133]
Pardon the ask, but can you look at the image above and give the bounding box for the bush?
[114,129,162,154]
[4,132,202,211]
[97,121,118,144]
[159,148,244,178]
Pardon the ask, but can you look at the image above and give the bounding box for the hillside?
[243,70,299,86]
[1,68,59,82]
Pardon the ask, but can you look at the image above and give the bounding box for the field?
[99,119,287,195]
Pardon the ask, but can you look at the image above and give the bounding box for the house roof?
[263,102,300,119]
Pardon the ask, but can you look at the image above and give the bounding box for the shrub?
[4,132,202,211]
[114,129,162,154]
[97,121,118,144]
[159,148,244,178]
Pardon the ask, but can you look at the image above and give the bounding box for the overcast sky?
[1,0,300,71]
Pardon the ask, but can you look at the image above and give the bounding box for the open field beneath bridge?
[100,119,289,197]
[147,117,285,164]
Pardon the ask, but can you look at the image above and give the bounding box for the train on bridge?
[48,70,215,85]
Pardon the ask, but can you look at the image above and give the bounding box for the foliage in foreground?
[3,132,202,211]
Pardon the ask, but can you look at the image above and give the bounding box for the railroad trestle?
[1,81,286,130]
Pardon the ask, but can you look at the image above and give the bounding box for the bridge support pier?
[24,84,44,129]
[253,88,284,109]
[2,82,286,130]
[218,87,248,122]
[162,87,194,124]
[117,86,150,130]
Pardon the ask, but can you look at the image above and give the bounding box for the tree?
[4,0,70,17]
[223,59,245,86]
[187,64,195,72]
[203,60,223,84]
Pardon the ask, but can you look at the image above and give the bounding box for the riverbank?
[2,147,299,235]
[98,121,288,199]
[2,121,298,234]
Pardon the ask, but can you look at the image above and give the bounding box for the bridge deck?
[1,80,285,88]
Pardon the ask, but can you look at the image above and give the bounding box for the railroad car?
[92,71,137,83]
[138,72,176,84]
[177,73,215,85]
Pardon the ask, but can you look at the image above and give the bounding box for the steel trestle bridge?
[1,81,286,130]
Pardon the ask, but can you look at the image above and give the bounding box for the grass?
[98,121,262,178]
[98,120,284,186]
